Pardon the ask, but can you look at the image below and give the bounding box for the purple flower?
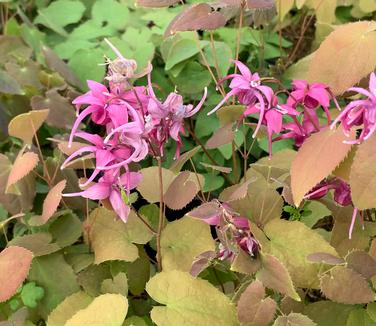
[208,60,274,138]
[147,73,207,157]
[331,73,376,143]
[63,170,141,223]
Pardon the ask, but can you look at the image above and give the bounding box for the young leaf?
[29,180,66,226]
[65,294,128,326]
[345,250,376,279]
[0,246,33,302]
[306,252,344,265]
[263,219,339,288]
[89,207,153,263]
[9,232,60,257]
[320,266,375,304]
[20,282,44,308]
[165,3,226,37]
[136,0,180,7]
[170,146,201,173]
[291,127,354,206]
[164,171,203,210]
[137,167,176,203]
[304,301,354,326]
[8,109,50,145]
[237,280,277,326]
[256,254,301,301]
[307,21,376,95]
[349,133,376,209]
[5,151,39,194]
[146,270,238,326]
[101,272,128,296]
[160,216,215,271]
[47,292,93,326]
[206,123,235,149]
[273,313,317,326]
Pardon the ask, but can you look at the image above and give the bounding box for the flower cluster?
[62,40,206,222]
[331,73,376,143]
[208,60,335,156]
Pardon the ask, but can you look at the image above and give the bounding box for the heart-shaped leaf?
[8,109,50,145]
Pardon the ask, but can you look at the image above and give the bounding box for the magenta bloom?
[147,73,207,157]
[331,73,376,143]
[64,170,141,222]
[304,177,352,206]
[208,60,274,137]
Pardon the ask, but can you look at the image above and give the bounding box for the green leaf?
[49,213,82,248]
[101,272,128,296]
[273,313,317,326]
[203,174,224,192]
[47,292,93,326]
[28,253,80,318]
[346,309,376,326]
[92,0,130,30]
[90,207,153,263]
[201,41,232,77]
[263,219,339,288]
[170,61,211,94]
[161,216,215,272]
[367,302,376,322]
[20,282,44,308]
[124,316,149,326]
[68,48,106,89]
[34,0,86,36]
[65,294,128,326]
[163,36,200,70]
[146,270,239,326]
[304,301,354,326]
[300,201,331,228]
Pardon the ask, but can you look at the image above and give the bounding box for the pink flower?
[208,60,274,138]
[63,170,141,223]
[147,73,207,157]
[304,177,352,207]
[331,73,376,143]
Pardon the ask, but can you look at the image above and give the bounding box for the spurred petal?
[63,182,111,200]
[109,189,130,223]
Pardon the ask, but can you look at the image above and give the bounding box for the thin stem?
[194,34,226,98]
[156,157,165,271]
[232,142,238,183]
[209,31,225,95]
[187,124,234,185]
[132,207,157,234]
[31,120,52,185]
[189,158,206,202]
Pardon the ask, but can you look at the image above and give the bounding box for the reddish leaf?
[170,146,201,173]
[31,89,76,129]
[306,252,345,265]
[8,109,50,145]
[6,151,39,194]
[190,251,217,277]
[307,21,376,95]
[136,0,180,7]
[237,280,277,326]
[291,127,354,206]
[256,254,300,301]
[30,180,67,226]
[206,123,235,149]
[164,171,203,210]
[349,133,376,210]
[345,250,376,279]
[0,246,33,302]
[200,162,232,173]
[274,313,316,326]
[165,3,227,37]
[320,266,375,304]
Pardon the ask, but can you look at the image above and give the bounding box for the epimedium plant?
[1,0,376,325]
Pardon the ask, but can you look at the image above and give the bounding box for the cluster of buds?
[190,201,260,261]
[62,40,206,222]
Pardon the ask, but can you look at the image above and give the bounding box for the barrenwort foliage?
[1,0,376,325]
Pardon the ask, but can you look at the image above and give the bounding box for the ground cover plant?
[1,0,376,325]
